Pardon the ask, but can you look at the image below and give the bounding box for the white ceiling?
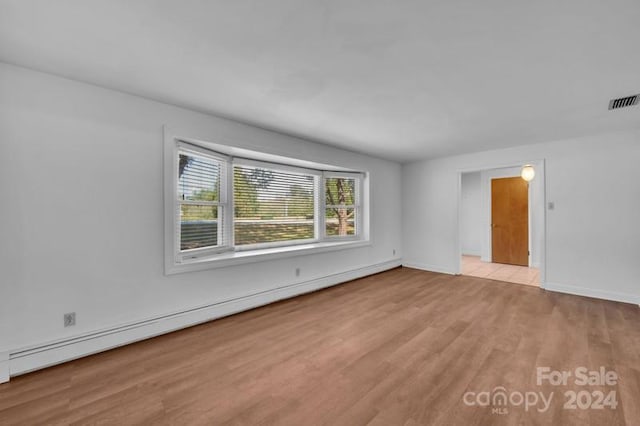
[1,0,639,162]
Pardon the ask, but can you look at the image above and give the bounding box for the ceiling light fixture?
[521,165,535,182]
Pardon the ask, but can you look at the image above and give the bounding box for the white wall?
[460,172,482,256]
[402,129,640,304]
[0,63,402,355]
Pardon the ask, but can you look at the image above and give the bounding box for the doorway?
[457,162,545,287]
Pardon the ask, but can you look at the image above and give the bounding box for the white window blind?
[233,164,318,246]
[166,136,369,273]
[324,175,360,237]
[177,147,228,253]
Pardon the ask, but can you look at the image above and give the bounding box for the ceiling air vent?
[608,94,639,110]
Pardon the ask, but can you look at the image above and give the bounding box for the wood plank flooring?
[1,267,639,425]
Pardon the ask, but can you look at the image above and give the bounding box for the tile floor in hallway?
[461,255,539,286]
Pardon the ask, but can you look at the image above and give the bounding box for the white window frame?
[172,141,232,263]
[232,157,323,252]
[164,132,370,275]
[321,171,364,242]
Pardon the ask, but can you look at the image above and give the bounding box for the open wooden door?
[491,177,528,266]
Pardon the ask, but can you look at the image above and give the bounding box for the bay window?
[165,136,367,273]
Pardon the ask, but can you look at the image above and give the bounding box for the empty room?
[1,1,639,425]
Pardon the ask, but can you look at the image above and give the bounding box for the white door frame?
[455,159,547,286]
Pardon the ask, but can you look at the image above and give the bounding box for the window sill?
[165,239,372,275]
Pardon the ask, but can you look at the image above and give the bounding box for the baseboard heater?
[2,259,401,382]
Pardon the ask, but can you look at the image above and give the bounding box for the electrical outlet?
[64,312,76,327]
[548,201,555,210]
[295,268,300,277]
[393,249,396,256]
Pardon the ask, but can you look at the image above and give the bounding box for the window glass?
[234,165,316,246]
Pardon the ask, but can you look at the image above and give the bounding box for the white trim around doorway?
[455,159,547,287]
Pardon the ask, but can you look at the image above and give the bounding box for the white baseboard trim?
[402,262,456,275]
[545,282,639,305]
[461,250,481,257]
[7,259,401,380]
[0,351,8,384]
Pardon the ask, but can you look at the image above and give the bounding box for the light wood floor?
[462,255,540,286]
[1,267,638,425]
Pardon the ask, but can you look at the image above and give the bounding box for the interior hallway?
[461,255,539,286]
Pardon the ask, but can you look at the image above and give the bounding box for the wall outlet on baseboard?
[64,312,76,327]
